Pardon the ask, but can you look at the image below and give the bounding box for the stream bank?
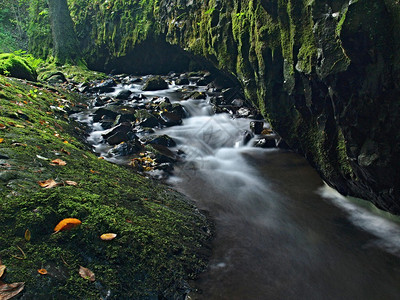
[0,72,212,299]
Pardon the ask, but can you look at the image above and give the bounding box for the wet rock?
[116,89,132,100]
[102,122,133,145]
[175,77,189,85]
[253,136,277,148]
[242,130,254,145]
[143,76,169,91]
[143,135,177,147]
[107,139,142,157]
[146,144,178,163]
[93,96,111,107]
[130,94,147,101]
[170,103,187,118]
[91,78,116,93]
[183,91,207,100]
[159,111,182,126]
[135,109,159,128]
[92,108,119,122]
[155,162,174,173]
[250,121,264,134]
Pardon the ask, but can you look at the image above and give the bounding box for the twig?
[16,246,26,259]
[60,255,70,266]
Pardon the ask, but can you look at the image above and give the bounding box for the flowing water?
[77,78,400,300]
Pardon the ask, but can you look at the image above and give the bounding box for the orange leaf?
[51,159,67,166]
[65,181,77,186]
[100,233,117,241]
[90,169,100,174]
[0,282,25,300]
[54,218,82,232]
[0,138,4,143]
[38,179,59,189]
[37,269,47,275]
[0,265,5,278]
[79,266,95,282]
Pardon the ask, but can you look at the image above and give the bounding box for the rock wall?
[31,0,400,214]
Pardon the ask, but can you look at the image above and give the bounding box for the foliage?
[0,0,30,52]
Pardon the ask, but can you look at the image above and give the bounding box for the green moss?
[0,53,37,81]
[0,75,210,298]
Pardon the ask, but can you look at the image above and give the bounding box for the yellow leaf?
[0,138,4,143]
[79,266,95,282]
[100,233,117,241]
[0,265,5,278]
[54,218,82,232]
[38,179,59,189]
[24,229,31,241]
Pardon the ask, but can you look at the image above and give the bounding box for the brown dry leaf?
[0,265,5,278]
[65,181,77,186]
[51,159,67,166]
[24,229,31,242]
[0,282,25,300]
[0,124,6,130]
[79,266,95,282]
[100,233,117,241]
[38,179,59,189]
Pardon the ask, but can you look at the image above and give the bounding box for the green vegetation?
[0,75,211,298]
[0,52,37,81]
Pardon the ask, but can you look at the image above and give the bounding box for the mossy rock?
[0,53,37,81]
[142,76,169,91]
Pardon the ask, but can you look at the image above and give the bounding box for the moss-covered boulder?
[0,75,211,298]
[0,53,37,81]
[143,76,169,91]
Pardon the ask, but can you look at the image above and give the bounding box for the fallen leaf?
[0,138,3,143]
[15,124,25,128]
[0,282,25,300]
[65,181,77,186]
[24,229,31,241]
[38,179,59,189]
[100,233,117,241]
[0,124,6,130]
[37,269,47,275]
[60,148,71,155]
[63,140,69,144]
[90,170,100,174]
[51,159,67,166]
[54,218,82,232]
[11,143,27,147]
[0,265,5,278]
[79,266,95,282]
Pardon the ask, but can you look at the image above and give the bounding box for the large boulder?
[0,53,37,81]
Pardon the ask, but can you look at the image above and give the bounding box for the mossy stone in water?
[143,76,169,91]
[0,53,37,81]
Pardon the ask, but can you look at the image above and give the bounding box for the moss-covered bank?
[0,74,211,298]
[28,0,400,214]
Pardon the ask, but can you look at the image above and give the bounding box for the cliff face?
[31,0,400,214]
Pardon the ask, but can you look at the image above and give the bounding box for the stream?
[73,74,400,300]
